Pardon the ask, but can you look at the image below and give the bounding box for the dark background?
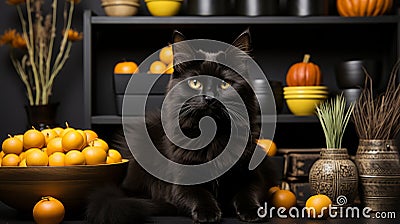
[0,1,111,139]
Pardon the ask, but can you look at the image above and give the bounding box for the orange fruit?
[77,130,88,149]
[267,185,281,200]
[89,138,109,152]
[165,63,174,74]
[33,196,65,224]
[19,158,27,167]
[26,149,48,166]
[23,128,45,149]
[64,150,85,166]
[159,45,173,65]
[305,194,332,218]
[48,152,65,166]
[41,128,58,146]
[149,61,167,74]
[106,156,116,164]
[2,135,23,155]
[25,148,42,156]
[107,149,122,163]
[257,139,278,157]
[0,151,5,158]
[60,127,75,138]
[114,61,139,74]
[14,134,23,143]
[1,153,20,166]
[19,151,26,161]
[82,146,107,165]
[46,137,64,156]
[62,130,84,152]
[0,156,2,167]
[271,189,297,210]
[52,127,64,137]
[83,130,98,143]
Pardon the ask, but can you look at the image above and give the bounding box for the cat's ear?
[171,30,195,75]
[172,30,186,43]
[231,28,252,54]
[223,29,252,76]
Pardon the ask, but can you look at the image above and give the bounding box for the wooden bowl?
[0,160,129,214]
[102,2,140,16]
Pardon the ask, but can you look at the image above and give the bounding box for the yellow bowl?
[284,89,329,95]
[286,98,327,116]
[284,94,328,99]
[284,86,328,91]
[102,3,139,16]
[0,160,129,214]
[145,0,183,16]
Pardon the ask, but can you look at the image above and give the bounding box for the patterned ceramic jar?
[309,148,359,205]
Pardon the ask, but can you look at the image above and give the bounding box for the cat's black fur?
[86,29,277,224]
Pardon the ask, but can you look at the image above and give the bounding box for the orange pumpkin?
[337,0,393,17]
[286,54,321,87]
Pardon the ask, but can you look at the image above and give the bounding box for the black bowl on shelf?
[335,59,381,89]
[184,0,232,16]
[286,0,330,16]
[235,0,279,16]
[341,88,362,109]
[253,79,283,114]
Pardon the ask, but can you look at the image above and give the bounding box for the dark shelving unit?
[83,10,399,149]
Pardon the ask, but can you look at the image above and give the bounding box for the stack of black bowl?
[335,59,381,109]
[253,79,283,115]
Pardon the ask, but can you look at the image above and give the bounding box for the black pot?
[286,0,330,16]
[335,60,381,89]
[236,0,279,16]
[184,0,232,16]
[341,88,362,109]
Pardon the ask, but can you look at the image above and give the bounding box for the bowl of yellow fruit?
[0,124,129,214]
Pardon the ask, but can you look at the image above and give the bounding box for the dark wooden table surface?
[0,201,398,224]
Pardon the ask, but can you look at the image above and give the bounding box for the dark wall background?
[0,1,119,139]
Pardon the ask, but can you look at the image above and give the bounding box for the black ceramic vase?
[25,103,59,130]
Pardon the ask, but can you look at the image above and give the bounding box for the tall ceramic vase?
[355,139,400,211]
[309,148,359,205]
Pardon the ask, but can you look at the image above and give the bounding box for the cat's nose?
[202,94,215,102]
[204,95,213,101]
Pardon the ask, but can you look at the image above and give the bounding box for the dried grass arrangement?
[0,0,82,106]
[352,60,400,140]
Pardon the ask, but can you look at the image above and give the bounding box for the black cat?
[86,29,277,224]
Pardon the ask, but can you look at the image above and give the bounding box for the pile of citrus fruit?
[148,45,173,74]
[0,123,123,167]
[113,45,174,75]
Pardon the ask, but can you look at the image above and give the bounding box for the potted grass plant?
[352,61,400,211]
[309,94,359,206]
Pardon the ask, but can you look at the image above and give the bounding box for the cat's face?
[165,30,257,124]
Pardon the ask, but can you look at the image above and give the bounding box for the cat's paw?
[191,206,222,223]
[236,206,266,223]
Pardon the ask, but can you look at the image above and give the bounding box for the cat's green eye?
[220,81,231,90]
[188,79,202,90]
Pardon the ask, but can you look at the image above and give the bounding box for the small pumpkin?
[337,0,393,17]
[286,54,321,87]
